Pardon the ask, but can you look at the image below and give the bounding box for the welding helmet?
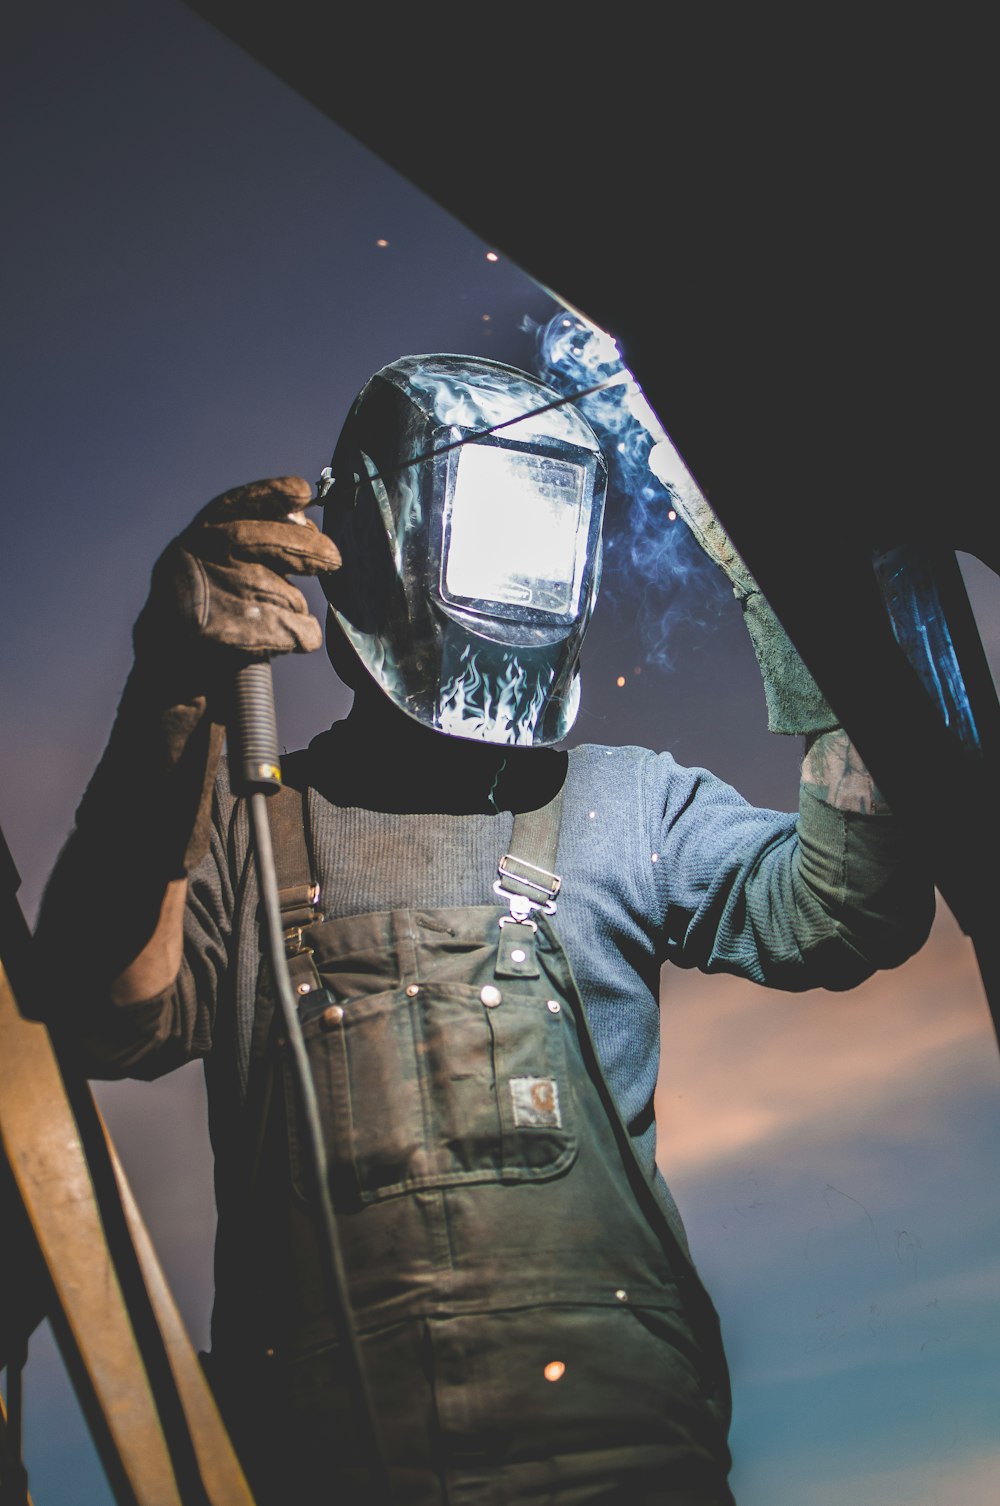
[319,354,608,746]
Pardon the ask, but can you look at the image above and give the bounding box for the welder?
[35,354,934,1505]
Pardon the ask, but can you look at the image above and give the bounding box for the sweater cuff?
[796,784,935,970]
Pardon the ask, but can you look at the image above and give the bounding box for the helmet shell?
[322,354,607,746]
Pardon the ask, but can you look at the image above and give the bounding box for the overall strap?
[508,786,564,876]
[249,757,325,1052]
[494,784,566,979]
[265,782,321,935]
[261,748,322,936]
[496,785,565,918]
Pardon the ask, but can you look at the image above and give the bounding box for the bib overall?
[210,782,735,1506]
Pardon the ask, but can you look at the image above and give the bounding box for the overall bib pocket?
[283,981,577,1204]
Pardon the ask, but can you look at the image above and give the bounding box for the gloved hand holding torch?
[35,477,340,1009]
[77,475,341,870]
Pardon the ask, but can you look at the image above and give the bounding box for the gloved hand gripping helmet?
[320,354,608,746]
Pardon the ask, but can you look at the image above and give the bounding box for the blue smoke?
[523,310,728,669]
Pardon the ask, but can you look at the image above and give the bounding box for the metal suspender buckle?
[280,882,323,956]
[494,853,561,923]
[283,926,308,957]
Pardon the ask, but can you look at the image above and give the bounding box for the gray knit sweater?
[93,737,932,1228]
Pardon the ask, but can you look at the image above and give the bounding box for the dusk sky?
[3,4,999,1503]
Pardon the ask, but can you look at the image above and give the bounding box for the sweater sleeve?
[651,756,935,991]
[50,781,239,1081]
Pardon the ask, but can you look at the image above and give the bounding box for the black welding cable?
[234,663,392,1503]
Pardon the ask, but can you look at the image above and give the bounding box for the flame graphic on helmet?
[437,646,553,745]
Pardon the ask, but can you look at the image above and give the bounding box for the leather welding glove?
[74,476,341,874]
[650,442,838,735]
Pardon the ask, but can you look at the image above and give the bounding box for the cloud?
[653,896,1000,1504]
[655,901,998,1178]
[764,1444,1000,1506]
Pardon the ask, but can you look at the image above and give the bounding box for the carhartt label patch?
[510,1076,561,1128]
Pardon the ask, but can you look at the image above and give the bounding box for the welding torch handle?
[232,661,282,794]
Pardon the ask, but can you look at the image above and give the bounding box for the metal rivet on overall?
[296,982,312,995]
[320,1004,344,1027]
[543,1361,566,1382]
[546,1000,561,1014]
[480,985,502,1008]
[405,984,420,998]
[615,1288,628,1302]
[511,948,527,964]
[264,1347,276,1359]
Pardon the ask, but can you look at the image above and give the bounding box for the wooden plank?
[0,960,255,1505]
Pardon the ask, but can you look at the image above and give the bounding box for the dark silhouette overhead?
[182,2,999,1032]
